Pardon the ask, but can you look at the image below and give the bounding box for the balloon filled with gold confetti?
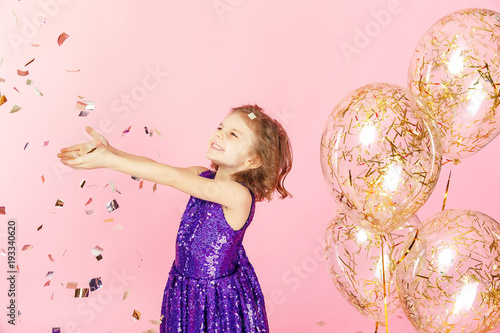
[320,82,442,234]
[324,211,420,325]
[395,209,500,333]
[408,8,500,160]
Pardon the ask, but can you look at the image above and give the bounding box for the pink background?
[1,0,500,332]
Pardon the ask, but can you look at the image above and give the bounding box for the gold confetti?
[153,183,157,193]
[33,87,43,97]
[123,290,130,300]
[80,180,86,188]
[55,199,64,208]
[10,105,21,113]
[316,321,326,326]
[74,288,89,298]
[0,95,7,106]
[132,310,141,321]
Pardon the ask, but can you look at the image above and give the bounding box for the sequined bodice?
[173,171,255,280]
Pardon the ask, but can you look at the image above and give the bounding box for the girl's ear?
[244,155,262,169]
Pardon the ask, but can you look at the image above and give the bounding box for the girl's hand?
[57,126,114,170]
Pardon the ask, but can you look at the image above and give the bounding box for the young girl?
[58,104,293,332]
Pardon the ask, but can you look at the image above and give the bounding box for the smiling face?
[206,112,260,175]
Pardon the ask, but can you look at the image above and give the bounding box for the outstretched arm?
[58,127,251,224]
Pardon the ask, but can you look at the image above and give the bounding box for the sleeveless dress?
[160,170,269,332]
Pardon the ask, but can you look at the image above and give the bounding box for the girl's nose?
[215,131,223,139]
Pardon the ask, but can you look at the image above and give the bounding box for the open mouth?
[211,142,224,151]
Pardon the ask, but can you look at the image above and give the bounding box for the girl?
[57,104,293,332]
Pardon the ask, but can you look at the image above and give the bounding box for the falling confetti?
[23,142,29,150]
[104,218,114,223]
[84,197,92,206]
[66,282,77,289]
[123,290,130,300]
[43,141,49,147]
[153,183,157,193]
[22,245,33,251]
[41,175,45,183]
[48,254,55,262]
[139,180,144,189]
[57,32,70,46]
[12,11,19,27]
[153,127,162,138]
[24,58,35,67]
[132,310,141,321]
[32,87,43,97]
[89,277,102,291]
[122,126,132,136]
[52,328,61,333]
[80,179,86,188]
[316,321,326,327]
[112,223,124,232]
[85,210,94,215]
[17,69,29,76]
[0,95,7,106]
[91,246,103,260]
[37,225,43,231]
[74,288,89,298]
[55,199,64,208]
[105,199,119,212]
[0,206,5,215]
[10,105,21,113]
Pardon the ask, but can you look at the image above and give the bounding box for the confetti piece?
[89,277,102,291]
[80,179,86,188]
[31,43,39,47]
[55,199,64,208]
[48,254,55,262]
[139,180,143,189]
[1,249,6,256]
[105,199,119,212]
[0,95,7,106]
[109,181,115,193]
[84,197,92,206]
[37,225,43,231]
[123,290,130,300]
[57,32,70,46]
[149,318,162,325]
[12,11,19,27]
[13,87,20,93]
[91,246,103,257]
[44,280,51,287]
[46,271,54,279]
[74,288,89,298]
[52,328,61,333]
[153,127,162,138]
[62,249,67,257]
[85,210,94,215]
[33,87,43,97]
[0,206,5,215]
[66,282,77,289]
[10,105,21,113]
[75,100,94,112]
[25,58,35,67]
[112,223,124,232]
[23,142,29,150]
[0,78,5,82]
[104,218,114,223]
[122,126,132,135]
[66,69,81,72]
[248,112,256,120]
[316,321,326,327]
[77,95,85,99]
[51,293,54,300]
[95,254,103,261]
[41,175,45,182]
[144,127,149,134]
[132,310,141,321]
[131,176,140,181]
[22,245,33,251]
[17,69,29,76]
[153,183,157,193]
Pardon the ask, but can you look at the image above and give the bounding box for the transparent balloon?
[396,209,500,333]
[324,210,420,324]
[408,8,500,160]
[320,82,442,234]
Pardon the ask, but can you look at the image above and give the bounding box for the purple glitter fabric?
[160,170,269,332]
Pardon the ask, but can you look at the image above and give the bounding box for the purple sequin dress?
[160,170,269,332]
